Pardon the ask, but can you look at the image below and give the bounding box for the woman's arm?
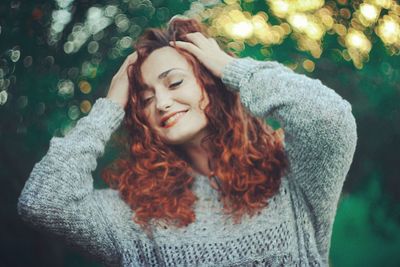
[17,98,127,266]
[220,56,357,253]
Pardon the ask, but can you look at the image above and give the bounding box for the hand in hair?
[169,32,235,78]
[106,51,138,109]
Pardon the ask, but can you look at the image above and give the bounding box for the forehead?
[140,47,191,87]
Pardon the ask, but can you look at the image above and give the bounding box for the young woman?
[17,18,357,266]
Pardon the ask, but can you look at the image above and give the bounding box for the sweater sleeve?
[220,57,357,255]
[17,97,126,267]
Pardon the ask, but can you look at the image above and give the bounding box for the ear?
[199,93,210,110]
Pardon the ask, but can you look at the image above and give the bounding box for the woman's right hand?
[106,51,138,109]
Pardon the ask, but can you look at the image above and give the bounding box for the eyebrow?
[142,68,183,90]
[159,68,183,79]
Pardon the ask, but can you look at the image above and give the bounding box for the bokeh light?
[376,15,400,46]
[183,0,400,66]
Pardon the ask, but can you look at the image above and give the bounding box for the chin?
[162,134,195,145]
[160,128,206,145]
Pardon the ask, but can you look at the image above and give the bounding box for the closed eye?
[143,96,153,105]
[142,80,183,105]
[170,80,183,88]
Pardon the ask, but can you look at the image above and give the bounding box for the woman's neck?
[188,153,213,177]
[181,131,213,177]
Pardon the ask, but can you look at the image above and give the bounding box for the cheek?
[143,111,158,129]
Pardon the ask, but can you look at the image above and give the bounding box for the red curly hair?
[102,18,290,234]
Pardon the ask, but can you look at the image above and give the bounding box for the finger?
[170,41,203,58]
[124,52,138,67]
[125,52,138,70]
[185,32,210,47]
[117,51,137,74]
[208,37,217,44]
[208,37,219,48]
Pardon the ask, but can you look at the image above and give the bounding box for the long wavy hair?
[102,18,290,234]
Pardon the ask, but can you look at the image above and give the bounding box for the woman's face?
[139,46,210,145]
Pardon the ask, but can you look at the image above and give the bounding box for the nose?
[155,91,174,112]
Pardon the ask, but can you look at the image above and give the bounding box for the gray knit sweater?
[17,57,357,266]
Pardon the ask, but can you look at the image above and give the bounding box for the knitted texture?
[17,57,357,266]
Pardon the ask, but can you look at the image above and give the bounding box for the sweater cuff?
[89,97,125,129]
[220,57,286,92]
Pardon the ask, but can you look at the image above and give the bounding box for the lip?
[161,110,188,128]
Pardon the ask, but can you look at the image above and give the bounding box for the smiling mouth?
[161,110,188,128]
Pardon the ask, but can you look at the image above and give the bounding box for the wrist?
[218,55,235,79]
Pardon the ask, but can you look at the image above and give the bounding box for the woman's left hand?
[169,32,235,78]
